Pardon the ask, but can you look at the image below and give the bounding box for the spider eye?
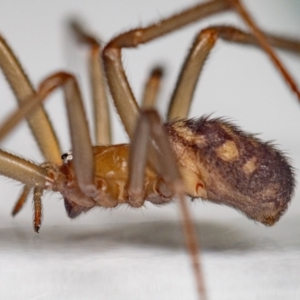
[61,153,67,160]
[61,151,73,163]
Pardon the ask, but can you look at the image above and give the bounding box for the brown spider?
[0,1,299,299]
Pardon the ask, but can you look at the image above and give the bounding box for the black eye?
[61,153,68,160]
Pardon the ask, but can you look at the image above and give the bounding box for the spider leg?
[229,0,300,99]
[103,0,231,138]
[0,150,49,187]
[206,26,300,54]
[0,35,61,163]
[33,187,43,232]
[11,184,51,233]
[70,21,112,145]
[40,74,96,201]
[0,149,55,231]
[127,109,207,300]
[0,69,101,227]
[11,185,30,216]
[0,34,65,220]
[127,109,168,207]
[167,30,217,120]
[168,26,300,120]
[0,72,117,208]
[141,67,164,109]
[103,0,300,138]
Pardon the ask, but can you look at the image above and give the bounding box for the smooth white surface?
[0,1,299,299]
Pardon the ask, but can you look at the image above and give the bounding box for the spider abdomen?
[165,117,295,225]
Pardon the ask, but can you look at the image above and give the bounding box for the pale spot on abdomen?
[215,140,239,161]
[242,157,257,175]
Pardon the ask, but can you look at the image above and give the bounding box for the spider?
[0,0,299,299]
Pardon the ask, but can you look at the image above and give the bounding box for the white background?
[0,0,299,299]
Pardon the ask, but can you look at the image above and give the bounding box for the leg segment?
[0,149,56,232]
[11,185,30,216]
[70,21,112,145]
[229,0,300,99]
[207,26,300,54]
[103,0,231,138]
[0,72,117,207]
[167,30,217,120]
[103,0,300,137]
[0,149,50,187]
[127,109,173,207]
[39,73,110,204]
[33,187,43,232]
[168,26,300,120]
[127,109,207,300]
[142,67,163,109]
[0,73,94,194]
[0,35,61,163]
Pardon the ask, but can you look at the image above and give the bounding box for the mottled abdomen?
[165,117,295,226]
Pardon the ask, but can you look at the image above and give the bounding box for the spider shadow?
[1,216,299,255]
[59,219,265,253]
